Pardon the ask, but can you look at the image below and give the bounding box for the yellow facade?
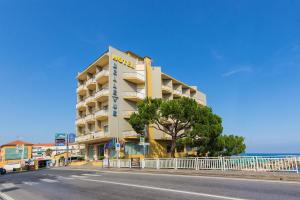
[75,46,206,160]
[0,145,33,165]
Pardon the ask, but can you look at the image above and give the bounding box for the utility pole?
[66,133,69,166]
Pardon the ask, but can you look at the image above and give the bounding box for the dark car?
[0,168,6,175]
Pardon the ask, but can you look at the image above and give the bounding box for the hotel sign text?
[112,54,134,69]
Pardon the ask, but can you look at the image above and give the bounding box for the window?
[125,142,149,155]
[104,125,109,133]
[5,147,28,160]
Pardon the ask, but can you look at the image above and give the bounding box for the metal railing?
[108,157,299,173]
[123,91,146,99]
[95,88,109,98]
[123,130,139,137]
[95,70,109,80]
[123,71,145,81]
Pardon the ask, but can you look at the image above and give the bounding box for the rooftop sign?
[112,54,134,69]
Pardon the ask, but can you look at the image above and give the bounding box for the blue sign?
[55,133,66,146]
[68,133,76,143]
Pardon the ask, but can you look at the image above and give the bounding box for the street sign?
[55,133,66,146]
[68,133,76,143]
[115,143,120,151]
[140,136,145,145]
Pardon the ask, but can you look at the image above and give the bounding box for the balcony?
[75,134,92,143]
[93,131,105,139]
[85,95,96,106]
[173,89,182,97]
[75,117,85,126]
[86,77,96,89]
[123,92,145,102]
[95,109,108,120]
[95,70,109,84]
[123,130,139,138]
[123,71,145,84]
[123,110,135,119]
[85,114,95,123]
[162,85,172,94]
[76,131,110,143]
[77,84,87,95]
[95,88,109,102]
[182,93,190,98]
[76,100,86,109]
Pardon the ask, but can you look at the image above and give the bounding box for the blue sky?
[0,0,299,153]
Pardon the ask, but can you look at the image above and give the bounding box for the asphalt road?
[0,168,300,200]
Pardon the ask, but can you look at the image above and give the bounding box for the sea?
[240,153,300,157]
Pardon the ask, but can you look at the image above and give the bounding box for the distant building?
[0,140,33,164]
[0,140,85,166]
[32,143,55,160]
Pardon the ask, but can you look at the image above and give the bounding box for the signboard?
[68,133,76,143]
[111,62,119,117]
[55,133,66,146]
[115,143,120,151]
[139,137,145,145]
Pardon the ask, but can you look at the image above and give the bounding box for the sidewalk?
[67,165,300,182]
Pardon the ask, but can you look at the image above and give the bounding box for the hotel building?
[75,46,206,160]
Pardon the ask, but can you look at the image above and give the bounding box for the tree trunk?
[170,135,177,158]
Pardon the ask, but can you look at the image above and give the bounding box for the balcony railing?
[85,94,95,104]
[76,100,86,109]
[85,114,95,122]
[95,88,109,99]
[123,91,145,101]
[162,85,172,93]
[95,70,109,83]
[86,77,96,87]
[76,84,87,93]
[75,117,85,125]
[95,109,108,120]
[93,131,107,139]
[123,71,145,84]
[123,130,139,137]
[173,89,182,96]
[123,110,136,119]
[75,134,92,142]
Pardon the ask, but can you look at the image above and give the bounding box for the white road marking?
[40,178,58,183]
[0,192,16,200]
[1,183,16,189]
[81,173,102,177]
[57,176,74,180]
[70,175,84,178]
[73,177,250,200]
[22,181,39,186]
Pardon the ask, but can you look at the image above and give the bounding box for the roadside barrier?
[108,156,299,173]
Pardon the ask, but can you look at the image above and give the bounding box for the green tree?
[129,97,213,157]
[45,148,53,157]
[178,106,224,157]
[217,135,246,156]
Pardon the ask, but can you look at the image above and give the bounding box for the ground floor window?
[97,144,104,159]
[5,147,29,160]
[88,145,94,160]
[125,142,149,155]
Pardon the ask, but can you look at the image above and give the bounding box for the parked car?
[0,168,6,175]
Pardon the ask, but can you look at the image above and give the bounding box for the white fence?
[108,157,300,173]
